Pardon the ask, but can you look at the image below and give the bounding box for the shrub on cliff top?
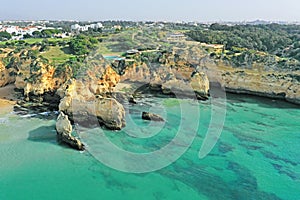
[69,34,99,56]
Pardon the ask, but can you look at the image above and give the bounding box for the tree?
[0,31,12,41]
[32,31,42,38]
[69,34,99,56]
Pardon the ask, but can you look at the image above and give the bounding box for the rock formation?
[3,41,299,151]
[56,112,84,150]
[119,48,210,99]
[0,61,16,87]
[199,59,300,104]
[57,65,126,130]
[142,112,165,122]
[59,95,126,130]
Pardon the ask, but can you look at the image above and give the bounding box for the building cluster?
[71,23,103,32]
[166,33,187,41]
[0,25,56,40]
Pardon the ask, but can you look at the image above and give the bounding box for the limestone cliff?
[2,41,298,151]
[118,47,210,99]
[57,63,125,131]
[58,78,125,130]
[144,43,300,104]
[0,60,16,87]
[0,49,71,101]
[197,58,300,104]
[14,56,71,98]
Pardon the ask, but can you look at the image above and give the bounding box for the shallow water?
[0,94,299,200]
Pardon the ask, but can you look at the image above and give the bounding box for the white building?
[95,23,103,29]
[5,26,18,34]
[0,25,54,40]
[71,24,81,31]
[71,23,103,32]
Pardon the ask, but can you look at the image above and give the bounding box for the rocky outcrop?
[15,59,71,100]
[59,95,126,130]
[2,40,299,154]
[86,66,121,94]
[58,66,126,130]
[119,49,210,99]
[0,49,72,102]
[221,70,300,104]
[197,58,300,104]
[148,43,300,104]
[142,112,165,122]
[160,71,209,99]
[0,61,16,87]
[56,112,84,150]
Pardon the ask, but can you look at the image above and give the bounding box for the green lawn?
[25,38,70,44]
[41,46,75,64]
[0,38,70,45]
[96,42,124,55]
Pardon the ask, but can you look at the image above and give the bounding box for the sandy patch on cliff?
[0,84,17,114]
[116,81,147,93]
[115,82,133,92]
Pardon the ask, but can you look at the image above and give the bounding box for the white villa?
[0,25,56,40]
[71,23,103,32]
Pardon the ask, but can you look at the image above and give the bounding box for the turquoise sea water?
[0,94,299,200]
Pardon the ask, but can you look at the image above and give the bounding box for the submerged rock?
[142,112,165,122]
[128,95,137,104]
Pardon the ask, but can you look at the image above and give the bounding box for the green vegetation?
[31,29,62,38]
[1,22,300,80]
[69,34,99,55]
[187,23,300,59]
[186,23,300,70]
[41,46,75,65]
[0,31,12,41]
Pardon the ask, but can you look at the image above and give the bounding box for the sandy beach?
[0,84,17,114]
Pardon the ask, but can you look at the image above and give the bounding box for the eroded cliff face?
[57,65,125,131]
[198,59,300,104]
[119,47,210,99]
[2,42,299,150]
[0,49,72,101]
[86,65,120,95]
[221,69,300,103]
[0,60,16,87]
[145,43,300,104]
[15,58,71,98]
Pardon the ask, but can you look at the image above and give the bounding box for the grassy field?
[96,42,124,55]
[25,38,70,44]
[0,38,70,45]
[41,46,75,64]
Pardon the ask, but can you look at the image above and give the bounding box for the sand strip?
[0,84,17,114]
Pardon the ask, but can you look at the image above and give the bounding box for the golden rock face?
[0,61,16,87]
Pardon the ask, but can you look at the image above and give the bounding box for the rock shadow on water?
[28,125,57,145]
[28,125,82,150]
[226,93,300,109]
